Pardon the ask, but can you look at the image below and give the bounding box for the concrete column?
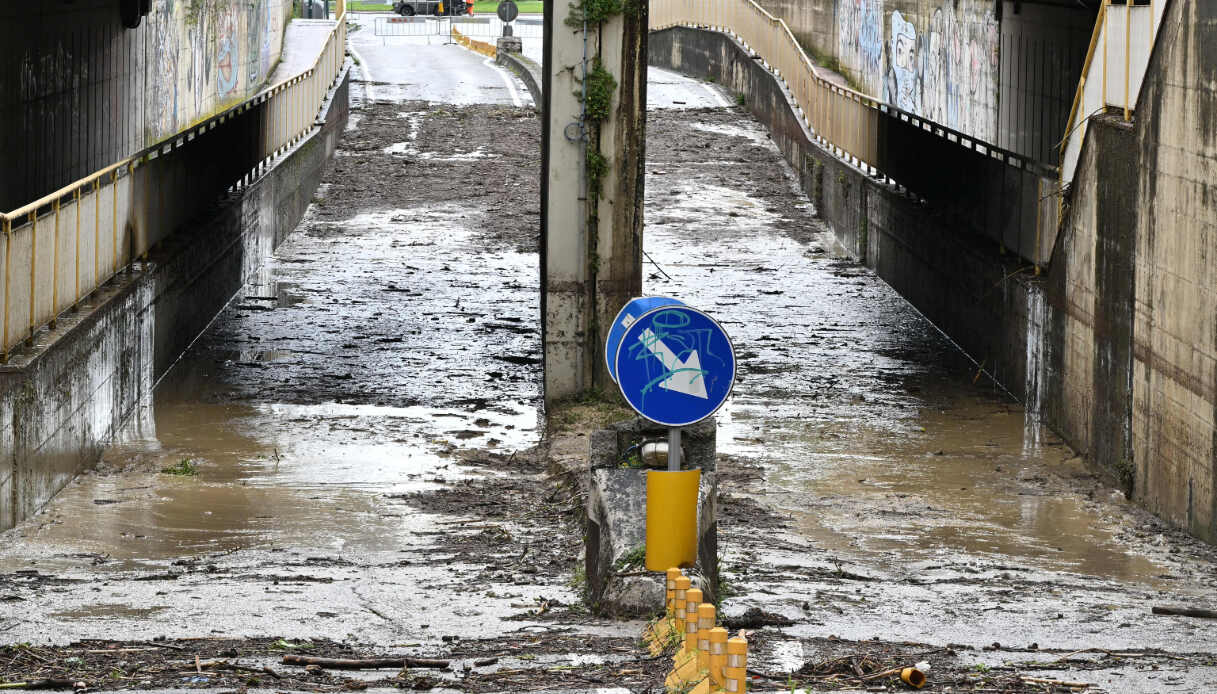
[541,2,646,404]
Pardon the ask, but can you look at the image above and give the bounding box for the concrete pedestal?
[585,418,718,617]
[496,36,522,54]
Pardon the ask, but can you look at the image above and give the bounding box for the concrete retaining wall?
[0,65,350,531]
[1044,0,1217,542]
[498,51,542,112]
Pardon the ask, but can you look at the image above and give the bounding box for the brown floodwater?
[641,116,1168,586]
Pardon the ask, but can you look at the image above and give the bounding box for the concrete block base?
[584,418,718,617]
[496,36,522,53]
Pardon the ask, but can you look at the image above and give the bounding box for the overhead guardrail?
[0,0,348,361]
[649,0,1059,269]
[1060,0,1166,189]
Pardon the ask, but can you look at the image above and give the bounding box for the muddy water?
[643,111,1168,585]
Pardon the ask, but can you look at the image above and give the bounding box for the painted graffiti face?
[835,0,882,95]
[216,8,238,96]
[888,10,920,112]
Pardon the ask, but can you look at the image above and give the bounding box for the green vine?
[586,149,608,197]
[565,0,624,27]
[582,61,618,124]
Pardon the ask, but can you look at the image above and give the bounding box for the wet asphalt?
[2,13,1217,694]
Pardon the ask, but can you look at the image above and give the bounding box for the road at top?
[346,14,531,106]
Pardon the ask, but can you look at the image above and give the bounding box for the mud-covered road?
[3,16,1217,694]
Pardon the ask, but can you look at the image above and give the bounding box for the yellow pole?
[1124,0,1131,120]
[683,587,702,654]
[666,568,682,614]
[725,636,748,694]
[51,199,60,323]
[111,169,118,274]
[2,217,9,361]
[708,627,729,689]
[28,211,37,339]
[696,603,715,671]
[673,576,690,633]
[93,179,100,288]
[1102,0,1109,109]
[74,188,81,304]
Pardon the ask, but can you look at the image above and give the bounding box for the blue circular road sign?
[604,296,685,384]
[614,305,736,427]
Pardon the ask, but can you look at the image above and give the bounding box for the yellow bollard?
[696,603,715,671]
[708,627,729,689]
[645,469,701,570]
[724,636,748,694]
[683,587,703,655]
[666,568,682,614]
[673,576,690,634]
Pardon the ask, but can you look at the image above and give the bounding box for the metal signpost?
[609,300,736,469]
[496,0,518,35]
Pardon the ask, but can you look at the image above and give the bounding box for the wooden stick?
[1020,675,1091,688]
[0,680,77,690]
[1152,605,1217,619]
[281,655,450,669]
[859,666,904,681]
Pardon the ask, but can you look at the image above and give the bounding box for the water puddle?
[691,121,774,148]
[384,142,494,161]
[50,604,169,620]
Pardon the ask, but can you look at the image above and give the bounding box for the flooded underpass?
[642,109,1217,690]
[3,20,1217,694]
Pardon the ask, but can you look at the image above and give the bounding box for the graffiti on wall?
[836,0,883,94]
[141,0,288,144]
[247,1,273,84]
[216,6,239,96]
[835,0,999,143]
[912,3,999,140]
[887,10,919,112]
[150,0,181,136]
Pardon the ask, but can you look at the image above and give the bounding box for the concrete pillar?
[541,1,646,404]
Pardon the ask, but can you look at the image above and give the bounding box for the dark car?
[393,0,468,15]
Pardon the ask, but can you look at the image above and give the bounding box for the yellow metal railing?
[1060,0,1165,187]
[0,1,347,360]
[650,0,882,170]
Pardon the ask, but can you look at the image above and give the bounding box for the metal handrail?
[1061,1,1109,161]
[650,0,1054,178]
[0,0,348,358]
[1060,0,1167,187]
[2,1,347,222]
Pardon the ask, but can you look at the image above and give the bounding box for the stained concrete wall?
[541,3,646,402]
[0,0,292,212]
[0,65,350,532]
[1045,0,1217,541]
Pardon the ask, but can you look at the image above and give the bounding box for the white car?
[393,0,469,16]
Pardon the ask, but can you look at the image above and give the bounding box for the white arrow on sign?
[638,328,708,399]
